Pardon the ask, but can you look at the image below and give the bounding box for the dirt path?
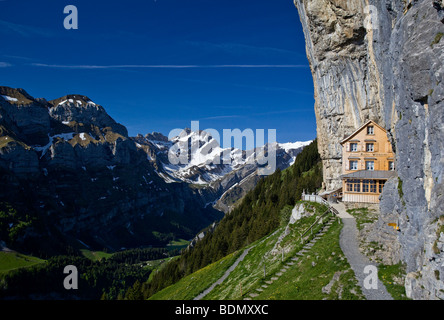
[193,229,280,300]
[193,245,255,300]
[331,202,393,300]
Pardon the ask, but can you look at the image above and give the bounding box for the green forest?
[0,247,170,300]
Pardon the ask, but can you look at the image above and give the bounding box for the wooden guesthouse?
[340,120,396,204]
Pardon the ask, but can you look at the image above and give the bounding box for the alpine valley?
[2,0,443,303]
[0,86,311,257]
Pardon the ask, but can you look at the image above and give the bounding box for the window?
[350,143,358,152]
[362,179,377,193]
[350,160,358,171]
[379,180,386,193]
[346,180,353,192]
[353,180,361,192]
[389,161,395,171]
[367,126,374,135]
[366,161,374,171]
[362,179,370,193]
[366,143,374,152]
[346,179,361,193]
[370,180,377,193]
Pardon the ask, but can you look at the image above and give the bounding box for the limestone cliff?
[294,0,444,299]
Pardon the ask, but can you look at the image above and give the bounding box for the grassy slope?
[152,201,363,300]
[205,204,363,300]
[80,250,113,261]
[149,250,242,300]
[203,227,285,300]
[166,239,190,253]
[252,219,363,300]
[0,251,45,276]
[146,256,179,284]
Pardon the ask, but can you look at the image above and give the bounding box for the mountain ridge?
[133,129,312,213]
[0,86,222,256]
[0,85,312,258]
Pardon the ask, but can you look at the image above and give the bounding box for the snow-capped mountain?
[132,129,312,212]
[134,129,311,184]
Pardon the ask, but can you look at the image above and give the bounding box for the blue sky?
[0,0,316,143]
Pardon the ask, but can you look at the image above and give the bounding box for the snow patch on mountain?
[33,132,75,158]
[1,95,18,102]
[279,141,313,153]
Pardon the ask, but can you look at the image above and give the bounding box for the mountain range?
[133,129,311,212]
[0,86,311,257]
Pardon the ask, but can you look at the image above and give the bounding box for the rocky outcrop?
[294,0,444,299]
[49,95,128,137]
[0,87,50,146]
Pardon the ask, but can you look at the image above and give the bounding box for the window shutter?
[374,142,379,152]
[346,143,350,152]
[345,161,349,170]
[357,143,361,152]
[374,161,379,170]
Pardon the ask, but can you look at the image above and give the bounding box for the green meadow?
[149,250,242,300]
[149,202,364,300]
[0,251,45,277]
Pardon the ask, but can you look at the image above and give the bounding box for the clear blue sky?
[0,0,316,143]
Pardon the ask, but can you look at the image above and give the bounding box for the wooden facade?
[340,120,395,204]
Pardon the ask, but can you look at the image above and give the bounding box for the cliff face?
[294,0,444,299]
